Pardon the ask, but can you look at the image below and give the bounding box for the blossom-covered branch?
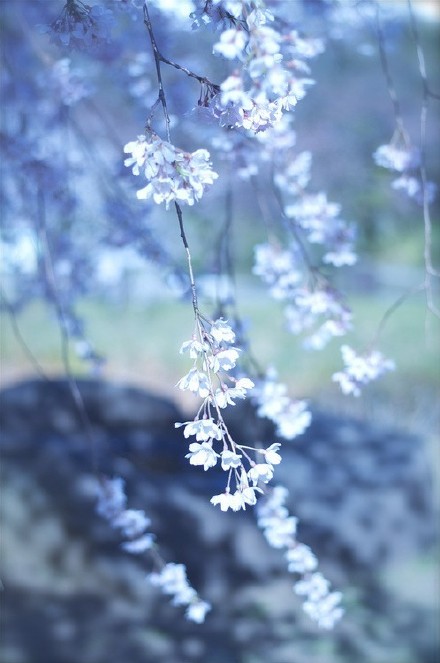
[257,485,344,629]
[96,476,211,623]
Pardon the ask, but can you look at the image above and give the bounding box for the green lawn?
[1,283,439,424]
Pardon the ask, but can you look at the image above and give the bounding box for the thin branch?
[175,201,200,317]
[0,288,50,382]
[143,1,172,141]
[271,178,315,273]
[35,189,99,471]
[143,4,219,92]
[374,0,439,322]
[143,1,202,321]
[368,281,426,349]
[375,5,406,138]
[407,0,440,281]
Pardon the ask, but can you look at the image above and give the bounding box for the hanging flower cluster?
[271,138,357,269]
[96,476,155,553]
[193,1,323,132]
[257,485,344,630]
[176,317,285,510]
[252,368,311,441]
[95,476,211,622]
[332,344,395,397]
[253,243,352,350]
[48,58,92,106]
[124,132,218,208]
[149,563,212,624]
[246,107,356,351]
[42,0,114,50]
[374,132,436,204]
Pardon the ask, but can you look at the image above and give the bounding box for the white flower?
[148,563,209,623]
[112,509,151,538]
[264,516,298,548]
[210,490,241,512]
[185,442,218,470]
[303,592,344,629]
[213,377,255,407]
[257,485,299,546]
[240,485,263,506]
[220,74,253,111]
[176,418,223,442]
[171,585,197,606]
[294,572,330,602]
[213,27,247,60]
[248,463,274,485]
[253,373,311,441]
[275,401,312,440]
[246,8,274,29]
[211,387,236,409]
[391,175,420,197]
[124,133,218,208]
[234,377,255,391]
[286,544,318,573]
[253,243,301,300]
[220,449,242,471]
[179,338,208,358]
[373,143,418,172]
[333,345,395,397]
[96,477,127,519]
[263,443,282,465]
[121,533,155,554]
[210,318,236,344]
[176,368,210,398]
[186,600,211,624]
[149,563,188,595]
[209,347,240,372]
[241,100,282,133]
[123,134,148,175]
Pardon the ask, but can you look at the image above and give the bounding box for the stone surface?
[0,378,438,663]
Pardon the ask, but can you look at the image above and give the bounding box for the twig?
[35,188,99,471]
[406,0,440,318]
[368,281,426,349]
[0,288,50,382]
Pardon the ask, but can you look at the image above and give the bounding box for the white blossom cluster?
[253,243,352,349]
[42,1,114,50]
[124,132,218,208]
[272,145,357,268]
[332,344,395,397]
[249,116,356,351]
[257,485,344,630]
[96,476,155,553]
[176,318,283,510]
[252,368,311,441]
[48,58,92,106]
[95,476,211,622]
[149,563,211,623]
[285,192,357,268]
[194,1,323,132]
[374,137,436,204]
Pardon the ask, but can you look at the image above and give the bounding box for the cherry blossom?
[220,449,242,470]
[333,344,395,397]
[149,563,212,623]
[185,442,219,470]
[252,370,311,441]
[124,133,218,208]
[210,490,241,512]
[176,418,223,441]
[257,486,344,629]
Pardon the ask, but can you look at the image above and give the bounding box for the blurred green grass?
[1,283,439,413]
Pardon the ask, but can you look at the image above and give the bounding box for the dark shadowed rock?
[0,379,438,663]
